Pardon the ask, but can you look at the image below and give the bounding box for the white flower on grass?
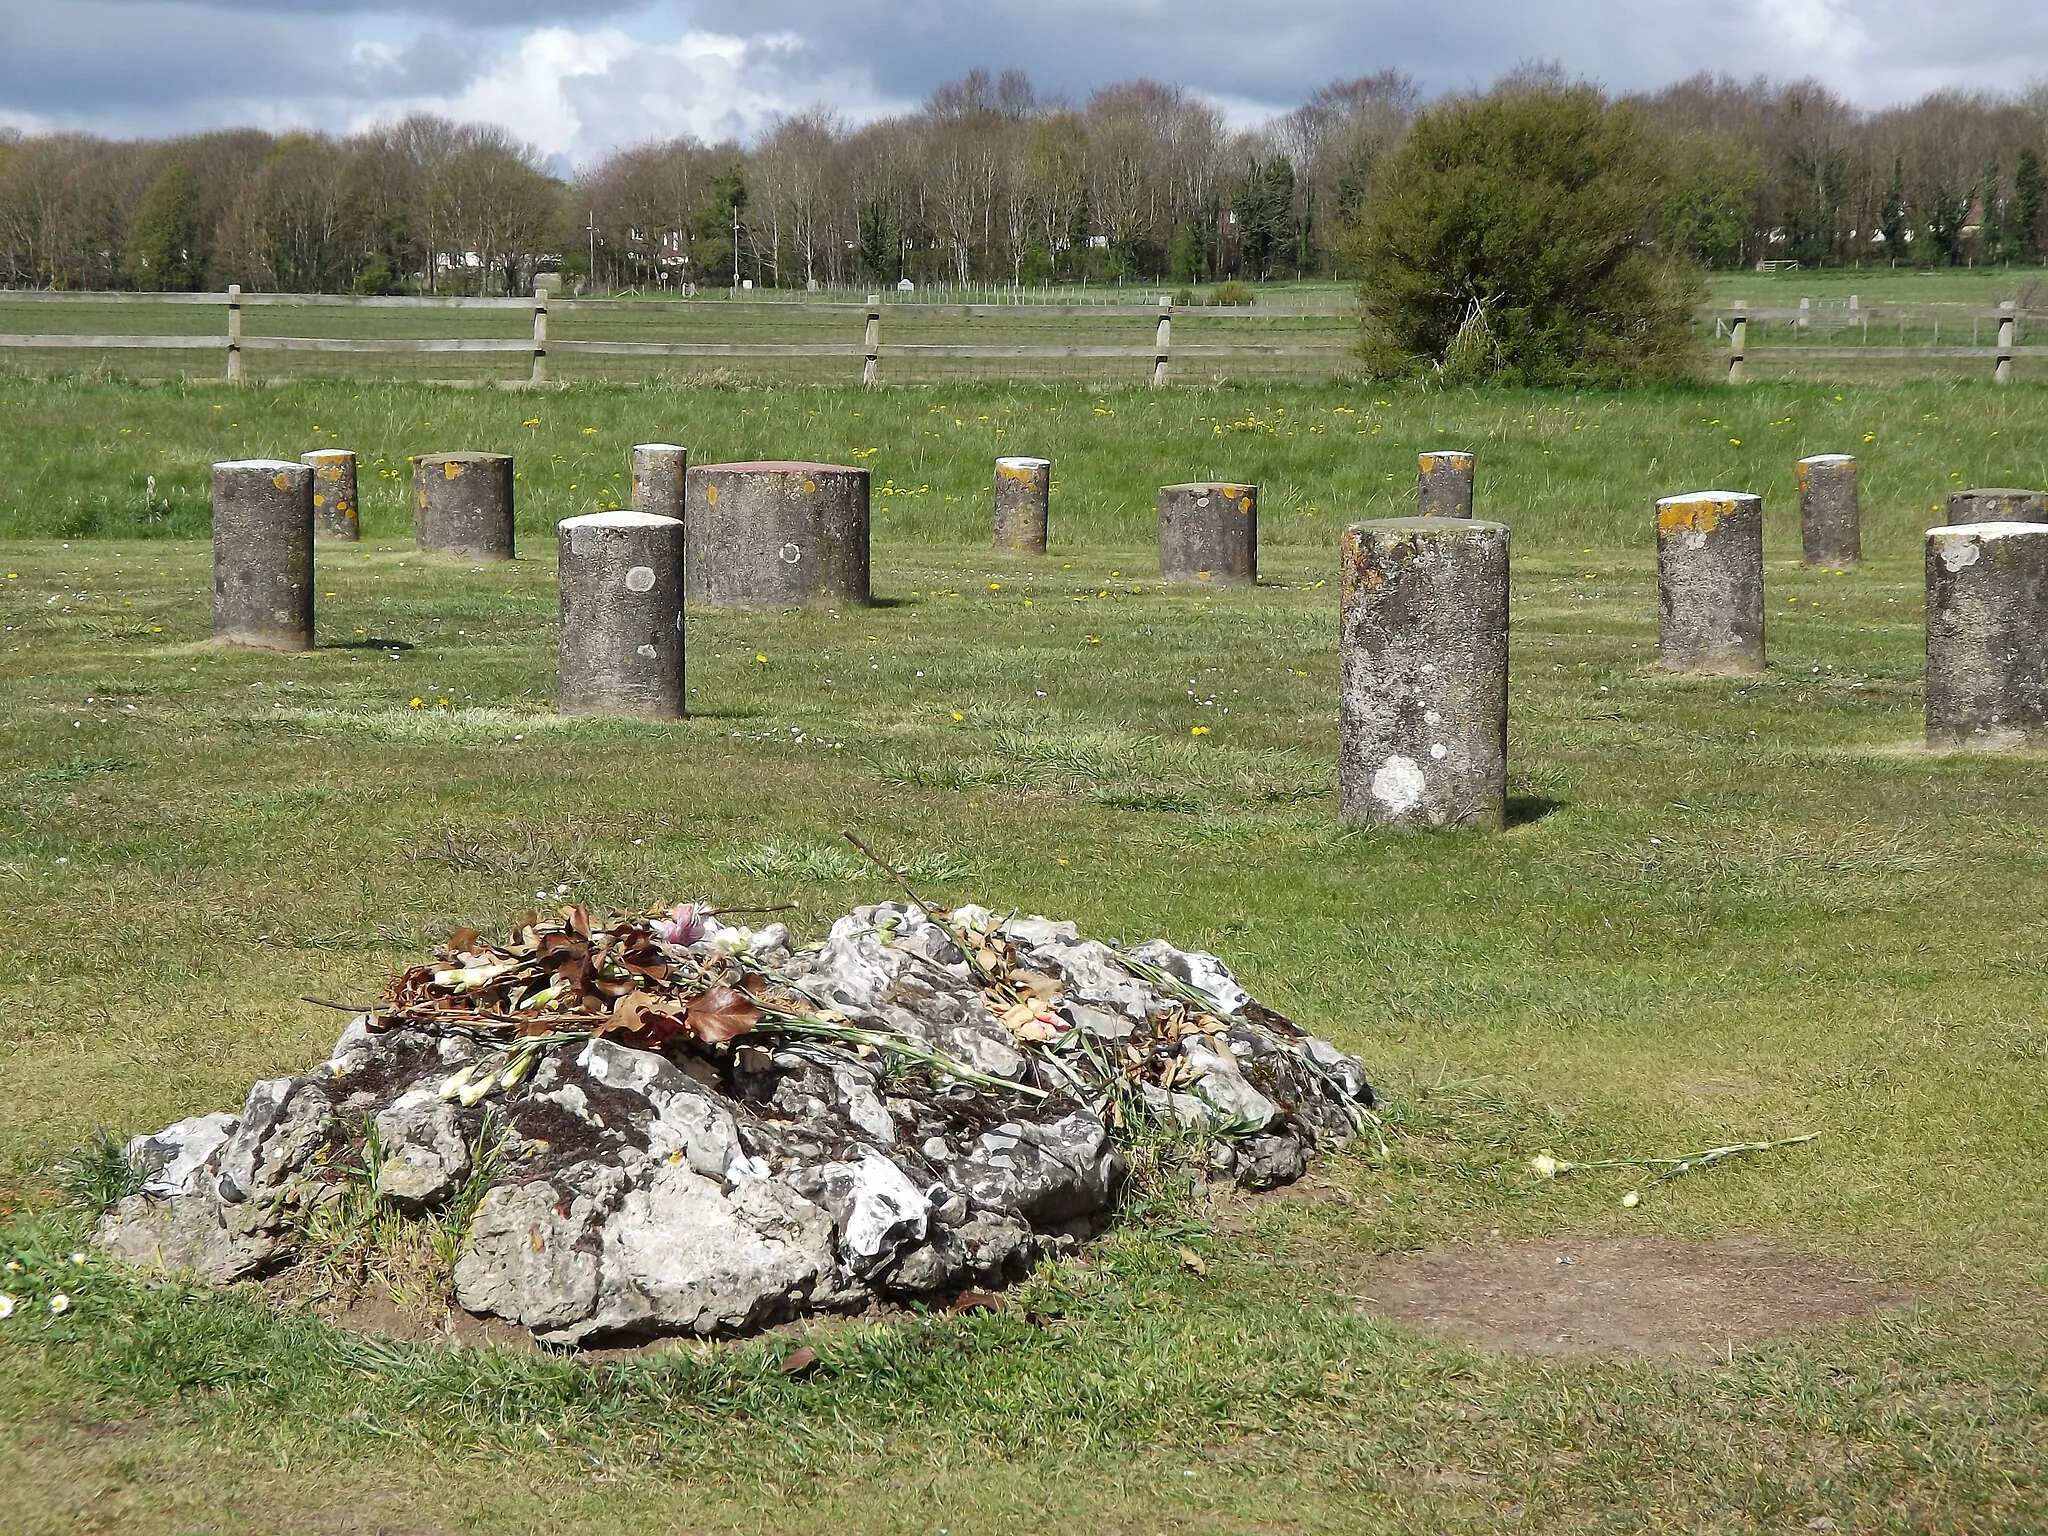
[0,1293,14,1320]
[69,1251,86,1265]
[48,1293,70,1315]
[1529,1153,1561,1179]
[1621,1190,1641,1208]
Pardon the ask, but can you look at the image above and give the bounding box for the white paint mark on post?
[624,565,657,592]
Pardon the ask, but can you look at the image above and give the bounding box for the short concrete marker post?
[993,456,1052,554]
[683,461,870,608]
[1656,491,1765,675]
[213,458,314,651]
[1416,450,1475,518]
[1796,454,1859,567]
[557,511,686,718]
[301,449,360,542]
[1925,522,2048,750]
[412,451,515,560]
[1945,487,2048,524]
[1338,517,1509,830]
[631,443,688,518]
[1158,482,1257,585]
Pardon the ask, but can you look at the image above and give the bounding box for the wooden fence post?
[226,284,243,384]
[1727,302,1747,385]
[1996,301,2015,385]
[531,293,549,387]
[862,293,880,387]
[1152,295,1172,388]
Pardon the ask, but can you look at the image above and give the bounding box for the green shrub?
[1210,280,1255,307]
[1344,82,1701,386]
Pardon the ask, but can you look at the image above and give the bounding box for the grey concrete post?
[1796,454,1859,567]
[1158,482,1258,585]
[530,295,549,388]
[862,295,880,388]
[226,284,243,384]
[1727,302,1747,384]
[301,449,360,543]
[1945,488,2048,524]
[557,511,685,718]
[1926,522,2048,749]
[993,456,1051,554]
[1152,296,1172,388]
[213,459,313,651]
[1417,451,1475,518]
[1338,517,1509,830]
[1995,301,2015,385]
[412,451,515,559]
[684,461,870,608]
[1656,491,1765,674]
[631,444,688,518]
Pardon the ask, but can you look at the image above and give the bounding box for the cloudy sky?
[1,0,2043,166]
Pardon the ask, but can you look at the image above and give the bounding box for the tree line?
[3,66,2047,295]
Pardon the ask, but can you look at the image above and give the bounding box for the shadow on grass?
[330,638,417,651]
[1506,794,1562,828]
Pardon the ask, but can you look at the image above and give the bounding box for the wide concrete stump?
[1339,518,1508,830]
[684,461,870,608]
[1945,487,2048,524]
[301,449,360,542]
[1925,522,2048,750]
[557,512,686,718]
[1159,482,1257,585]
[1417,450,1475,518]
[1797,454,1859,567]
[413,451,514,560]
[631,444,688,518]
[213,459,314,651]
[993,456,1051,554]
[1656,491,1765,675]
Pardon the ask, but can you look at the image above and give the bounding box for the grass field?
[3,372,2047,1533]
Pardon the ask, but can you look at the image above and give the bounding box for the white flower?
[0,1293,15,1320]
[48,1293,70,1315]
[1621,1190,1641,1208]
[1529,1153,1560,1179]
[69,1251,86,1266]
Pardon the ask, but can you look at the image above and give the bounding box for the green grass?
[3,375,2048,1532]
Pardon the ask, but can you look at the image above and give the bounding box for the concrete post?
[1656,491,1765,674]
[1417,451,1475,518]
[1158,482,1258,585]
[226,284,243,384]
[301,449,360,543]
[862,294,880,388]
[1995,301,2015,385]
[557,511,685,718]
[1796,454,1859,568]
[1152,296,1172,388]
[530,295,549,388]
[1945,488,2048,524]
[1727,303,1747,384]
[1338,517,1509,830]
[684,461,870,608]
[412,452,515,560]
[630,443,688,518]
[1926,522,2048,749]
[993,456,1052,554]
[212,459,313,651]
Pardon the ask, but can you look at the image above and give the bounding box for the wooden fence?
[1712,301,2040,383]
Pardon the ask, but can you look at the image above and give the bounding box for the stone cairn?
[557,512,686,719]
[301,449,360,543]
[1158,482,1258,585]
[1796,454,1859,567]
[1338,518,1510,830]
[1925,521,2048,750]
[1656,491,1765,675]
[993,456,1052,554]
[1945,487,2048,524]
[98,901,1376,1346]
[413,451,515,560]
[212,459,314,652]
[685,462,871,608]
[1416,450,1475,518]
[631,444,689,518]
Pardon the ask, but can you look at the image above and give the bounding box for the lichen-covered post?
[1158,482,1257,585]
[557,511,685,718]
[1925,522,2048,749]
[213,459,313,651]
[1656,491,1765,674]
[412,451,515,560]
[1338,518,1509,830]
[301,449,360,542]
[993,456,1051,553]
[1417,450,1475,518]
[1945,487,2048,523]
[1796,454,1859,567]
[684,461,870,608]
[631,444,688,518]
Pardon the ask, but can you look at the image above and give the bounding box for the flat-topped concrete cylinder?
[631,444,688,518]
[1339,517,1509,830]
[683,461,870,608]
[412,451,514,560]
[1797,454,1859,567]
[1158,482,1257,585]
[1945,487,2048,524]
[1656,490,1765,675]
[213,459,314,651]
[993,456,1052,554]
[557,511,686,719]
[301,449,360,543]
[1416,450,1475,518]
[1925,522,2048,750]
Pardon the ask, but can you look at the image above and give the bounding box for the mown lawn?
[1,374,2045,1534]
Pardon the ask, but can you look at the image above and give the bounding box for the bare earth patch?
[1361,1236,1907,1358]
